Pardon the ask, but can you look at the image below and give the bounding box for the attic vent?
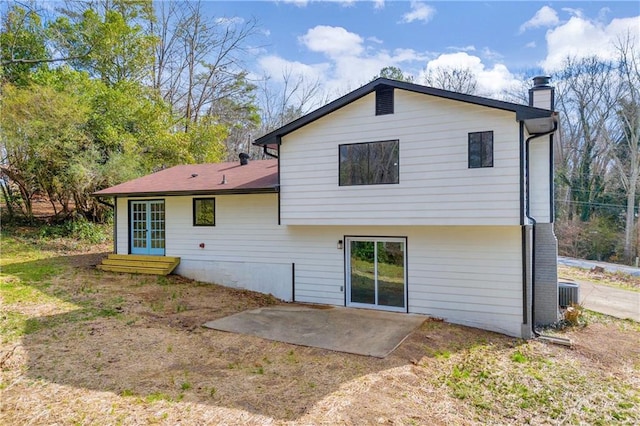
[375,86,394,116]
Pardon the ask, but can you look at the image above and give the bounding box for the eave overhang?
[523,113,559,135]
[254,77,555,146]
[92,187,279,199]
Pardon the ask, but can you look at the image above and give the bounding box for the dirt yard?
[1,237,639,425]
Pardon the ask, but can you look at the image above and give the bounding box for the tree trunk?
[624,187,636,262]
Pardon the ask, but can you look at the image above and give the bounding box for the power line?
[555,199,628,209]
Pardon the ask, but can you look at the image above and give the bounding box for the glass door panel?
[149,201,165,253]
[377,241,405,308]
[131,201,148,254]
[350,241,376,305]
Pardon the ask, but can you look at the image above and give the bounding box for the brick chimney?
[529,76,554,110]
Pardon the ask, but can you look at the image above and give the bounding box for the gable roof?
[93,159,278,197]
[254,77,554,147]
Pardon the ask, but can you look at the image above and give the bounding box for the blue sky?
[204,1,639,99]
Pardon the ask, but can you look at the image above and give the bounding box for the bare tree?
[258,67,325,132]
[553,56,621,222]
[147,0,263,160]
[423,66,478,94]
[608,35,640,262]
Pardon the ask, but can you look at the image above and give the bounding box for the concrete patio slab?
[203,305,426,358]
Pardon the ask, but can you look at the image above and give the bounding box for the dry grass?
[1,231,639,425]
[559,264,640,292]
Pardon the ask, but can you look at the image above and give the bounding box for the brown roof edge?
[92,187,279,198]
[92,159,279,197]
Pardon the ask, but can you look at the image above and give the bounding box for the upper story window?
[468,131,494,168]
[339,140,399,186]
[375,86,394,115]
[193,198,215,226]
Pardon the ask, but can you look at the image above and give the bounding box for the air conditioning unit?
[558,280,580,308]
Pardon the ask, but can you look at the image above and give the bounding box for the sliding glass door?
[346,237,407,312]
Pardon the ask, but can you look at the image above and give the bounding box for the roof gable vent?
[375,85,394,116]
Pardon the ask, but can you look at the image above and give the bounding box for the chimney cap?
[532,75,551,88]
[239,152,250,166]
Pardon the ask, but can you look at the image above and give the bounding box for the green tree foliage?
[49,0,156,85]
[181,117,228,164]
[1,79,92,219]
[0,65,215,221]
[0,4,48,85]
[373,66,414,83]
[0,1,235,223]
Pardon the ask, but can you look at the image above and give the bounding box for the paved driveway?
[559,256,640,276]
[577,280,640,322]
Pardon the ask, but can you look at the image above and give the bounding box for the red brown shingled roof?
[93,159,278,197]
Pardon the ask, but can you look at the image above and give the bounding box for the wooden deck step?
[97,254,180,276]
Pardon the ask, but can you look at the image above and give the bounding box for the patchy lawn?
[1,230,639,425]
[559,264,640,293]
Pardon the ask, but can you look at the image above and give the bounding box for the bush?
[38,217,109,244]
[556,217,622,262]
[563,303,584,326]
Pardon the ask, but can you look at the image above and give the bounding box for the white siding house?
[95,77,559,338]
[279,90,522,226]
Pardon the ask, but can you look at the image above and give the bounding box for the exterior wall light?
[337,240,343,250]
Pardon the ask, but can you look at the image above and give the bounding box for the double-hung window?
[339,140,399,186]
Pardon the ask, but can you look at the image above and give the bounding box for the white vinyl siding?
[279,89,521,226]
[531,90,552,110]
[528,135,552,222]
[405,226,523,336]
[116,194,524,336]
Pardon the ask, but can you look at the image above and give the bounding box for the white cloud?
[525,41,536,49]
[447,45,476,52]
[482,47,503,61]
[519,6,560,33]
[373,0,385,10]
[419,52,521,98]
[299,25,364,57]
[561,7,584,19]
[598,7,611,21]
[259,26,432,100]
[541,15,640,72]
[280,0,309,7]
[258,55,330,84]
[215,16,245,26]
[400,1,436,24]
[281,0,360,6]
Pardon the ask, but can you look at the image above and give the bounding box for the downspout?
[525,120,558,337]
[263,145,278,159]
